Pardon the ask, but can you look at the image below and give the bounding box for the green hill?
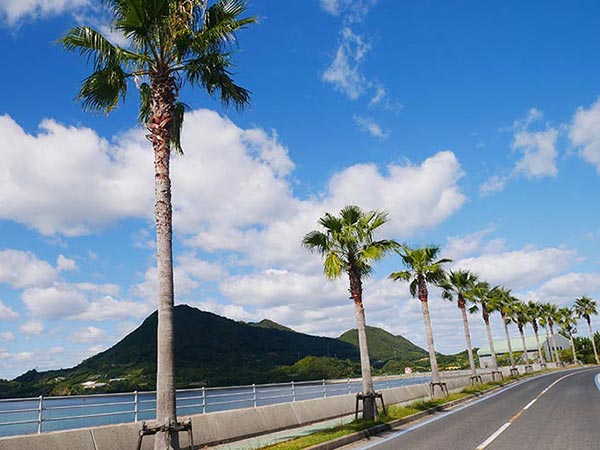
[338,326,428,363]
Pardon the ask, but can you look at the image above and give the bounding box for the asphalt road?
[341,367,600,450]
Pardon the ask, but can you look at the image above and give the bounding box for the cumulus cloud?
[0,0,89,26]
[353,115,389,139]
[56,255,77,272]
[480,174,509,196]
[20,321,44,335]
[532,272,600,305]
[570,98,600,173]
[0,331,15,341]
[454,246,575,291]
[0,250,58,288]
[70,326,106,343]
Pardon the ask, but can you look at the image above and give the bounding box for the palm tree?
[303,206,397,419]
[389,245,450,389]
[559,306,578,364]
[543,303,561,363]
[489,286,517,370]
[440,270,479,379]
[527,301,546,365]
[471,281,499,371]
[60,2,256,448]
[513,299,532,367]
[574,295,599,365]
[538,306,554,363]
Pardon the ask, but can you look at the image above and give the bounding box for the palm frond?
[78,65,128,113]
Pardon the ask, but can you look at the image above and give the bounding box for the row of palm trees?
[303,206,599,419]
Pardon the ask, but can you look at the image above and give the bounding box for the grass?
[259,379,518,450]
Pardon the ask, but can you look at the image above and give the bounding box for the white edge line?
[595,373,600,392]
[475,422,510,450]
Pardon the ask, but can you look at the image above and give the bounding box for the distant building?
[477,334,570,368]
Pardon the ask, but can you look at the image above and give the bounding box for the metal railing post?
[322,379,327,398]
[133,391,139,422]
[252,384,257,408]
[291,381,296,402]
[201,387,206,414]
[37,395,43,434]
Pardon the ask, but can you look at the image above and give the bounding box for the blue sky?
[1,0,600,379]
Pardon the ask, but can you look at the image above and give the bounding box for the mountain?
[338,327,429,363]
[3,305,359,397]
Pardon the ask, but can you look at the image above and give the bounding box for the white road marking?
[522,398,536,410]
[475,423,510,450]
[594,373,600,392]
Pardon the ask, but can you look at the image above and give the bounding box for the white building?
[477,334,570,368]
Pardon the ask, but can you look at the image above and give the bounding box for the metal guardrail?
[0,373,432,437]
[0,364,551,438]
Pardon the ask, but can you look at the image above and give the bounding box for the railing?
[0,372,432,437]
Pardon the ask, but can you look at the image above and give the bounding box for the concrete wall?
[0,367,548,450]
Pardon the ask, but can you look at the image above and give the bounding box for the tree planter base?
[524,365,534,373]
[540,363,547,369]
[137,419,193,450]
[429,382,448,397]
[491,371,504,381]
[509,367,519,376]
[470,375,482,385]
[355,392,386,419]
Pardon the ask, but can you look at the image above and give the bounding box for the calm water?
[0,376,430,437]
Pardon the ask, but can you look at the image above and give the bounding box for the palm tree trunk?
[518,325,529,366]
[418,276,441,384]
[533,324,545,364]
[483,309,498,370]
[549,322,560,362]
[459,300,477,377]
[587,319,599,365]
[150,74,179,450]
[544,325,554,362]
[501,314,515,368]
[569,330,577,363]
[349,269,375,420]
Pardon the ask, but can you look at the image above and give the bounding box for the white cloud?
[322,28,371,100]
[0,0,88,26]
[0,250,57,288]
[70,326,106,343]
[444,229,496,260]
[455,246,575,290]
[480,174,509,196]
[56,255,77,272]
[570,98,600,173]
[21,284,147,321]
[14,352,33,361]
[353,115,389,139]
[20,321,44,335]
[532,272,600,305]
[319,0,378,22]
[512,115,559,178]
[0,332,15,341]
[0,300,19,320]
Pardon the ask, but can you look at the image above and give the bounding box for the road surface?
[342,367,600,450]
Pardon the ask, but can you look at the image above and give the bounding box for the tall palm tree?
[538,309,555,363]
[303,206,397,419]
[543,303,561,363]
[489,286,517,369]
[389,245,450,388]
[527,300,546,365]
[440,270,478,378]
[513,299,532,366]
[574,295,599,365]
[559,306,578,363]
[471,281,499,371]
[60,2,256,448]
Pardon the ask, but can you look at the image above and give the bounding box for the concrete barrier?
[0,366,553,450]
